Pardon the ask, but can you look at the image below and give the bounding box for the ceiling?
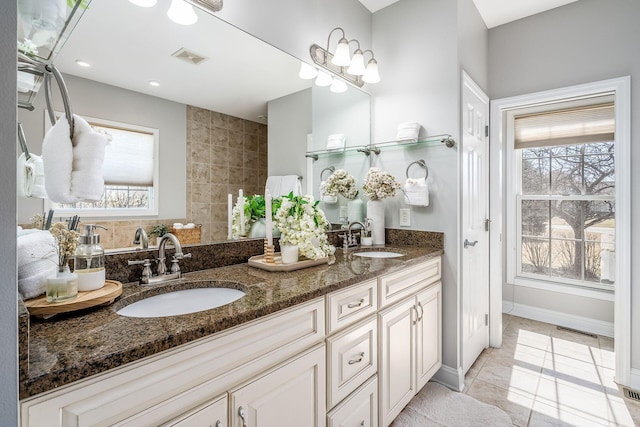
[358,0,580,28]
[55,0,581,124]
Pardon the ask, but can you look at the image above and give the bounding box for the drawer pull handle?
[417,301,424,322]
[238,406,248,427]
[348,352,365,364]
[360,422,365,427]
[215,421,221,427]
[347,298,365,308]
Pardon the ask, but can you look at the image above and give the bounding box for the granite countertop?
[20,244,442,399]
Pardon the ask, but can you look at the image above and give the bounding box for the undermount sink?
[353,251,404,258]
[117,287,245,318]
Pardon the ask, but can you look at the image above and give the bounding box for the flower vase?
[46,264,78,302]
[280,244,299,264]
[367,199,386,245]
[347,198,364,223]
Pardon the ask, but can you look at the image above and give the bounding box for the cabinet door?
[415,282,442,391]
[378,297,416,427]
[164,393,227,427]
[230,345,325,427]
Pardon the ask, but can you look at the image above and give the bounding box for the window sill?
[511,276,614,301]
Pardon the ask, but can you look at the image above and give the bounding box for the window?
[45,113,159,217]
[510,98,616,291]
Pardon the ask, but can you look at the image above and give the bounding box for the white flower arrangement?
[362,167,402,200]
[274,193,335,260]
[320,169,359,200]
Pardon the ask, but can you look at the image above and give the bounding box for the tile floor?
[463,314,640,426]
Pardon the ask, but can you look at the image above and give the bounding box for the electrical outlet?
[399,208,411,226]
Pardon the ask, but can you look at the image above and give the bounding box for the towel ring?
[43,64,75,139]
[320,166,335,181]
[406,160,428,180]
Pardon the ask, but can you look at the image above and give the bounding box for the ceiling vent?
[171,48,208,65]
[190,0,223,13]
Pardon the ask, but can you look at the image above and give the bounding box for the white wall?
[267,88,311,180]
[17,74,186,224]
[488,0,634,353]
[371,0,487,381]
[1,0,18,423]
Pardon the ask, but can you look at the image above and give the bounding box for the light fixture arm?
[325,27,347,53]
[362,49,376,61]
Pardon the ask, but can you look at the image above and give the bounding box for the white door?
[461,71,490,374]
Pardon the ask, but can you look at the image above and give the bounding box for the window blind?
[514,102,614,149]
[95,125,155,186]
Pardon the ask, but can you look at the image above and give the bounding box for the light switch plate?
[399,208,411,226]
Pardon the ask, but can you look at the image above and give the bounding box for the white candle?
[227,194,233,239]
[265,190,273,246]
[239,189,245,236]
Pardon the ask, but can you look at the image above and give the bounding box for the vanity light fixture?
[298,62,318,80]
[75,60,91,68]
[167,0,198,25]
[330,79,348,94]
[315,70,334,87]
[309,27,380,88]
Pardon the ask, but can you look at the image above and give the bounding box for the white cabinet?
[379,280,442,427]
[326,278,377,334]
[229,345,325,427]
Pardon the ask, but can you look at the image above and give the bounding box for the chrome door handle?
[464,239,478,248]
[417,301,424,322]
[238,406,248,427]
[348,352,365,365]
[215,421,221,427]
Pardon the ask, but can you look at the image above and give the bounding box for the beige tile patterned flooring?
[463,314,640,426]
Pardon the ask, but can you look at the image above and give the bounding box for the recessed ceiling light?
[75,60,91,67]
[148,80,160,87]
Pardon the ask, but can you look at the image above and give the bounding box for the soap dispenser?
[75,224,107,291]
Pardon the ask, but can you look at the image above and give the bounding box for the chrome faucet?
[341,221,366,251]
[133,227,149,249]
[128,232,192,285]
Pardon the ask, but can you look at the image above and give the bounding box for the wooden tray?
[248,254,329,272]
[24,280,123,318]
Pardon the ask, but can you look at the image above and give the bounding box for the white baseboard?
[432,364,464,392]
[502,301,614,338]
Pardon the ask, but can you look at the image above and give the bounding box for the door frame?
[489,76,631,386]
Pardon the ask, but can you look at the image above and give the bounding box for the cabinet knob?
[238,406,248,427]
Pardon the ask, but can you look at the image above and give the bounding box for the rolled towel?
[19,261,57,300]
[404,177,429,206]
[17,153,48,199]
[17,230,57,300]
[326,134,345,150]
[70,115,109,202]
[42,115,75,203]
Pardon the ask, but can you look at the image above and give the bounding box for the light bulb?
[298,62,318,80]
[167,0,198,25]
[315,70,333,87]
[362,58,380,84]
[330,79,348,93]
[128,0,157,6]
[331,37,351,67]
[347,49,366,76]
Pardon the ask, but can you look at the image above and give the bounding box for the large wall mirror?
[17,0,370,246]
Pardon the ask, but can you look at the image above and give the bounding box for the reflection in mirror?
[17,0,370,248]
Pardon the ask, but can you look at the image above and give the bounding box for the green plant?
[149,224,170,238]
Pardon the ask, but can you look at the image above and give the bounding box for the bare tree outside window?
[520,142,615,287]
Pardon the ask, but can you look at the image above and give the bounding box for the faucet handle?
[128,259,152,282]
[128,259,151,266]
[174,252,192,260]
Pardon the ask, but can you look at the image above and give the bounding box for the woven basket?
[170,225,202,244]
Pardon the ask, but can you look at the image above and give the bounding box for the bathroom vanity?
[19,237,442,427]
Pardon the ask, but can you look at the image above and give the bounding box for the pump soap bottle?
[75,224,107,291]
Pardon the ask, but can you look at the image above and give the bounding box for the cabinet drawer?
[161,393,227,427]
[379,257,441,308]
[327,317,377,409]
[327,279,377,334]
[327,375,378,427]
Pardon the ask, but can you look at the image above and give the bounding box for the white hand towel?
[266,175,302,197]
[326,134,345,150]
[265,176,282,198]
[404,177,429,206]
[17,153,48,199]
[17,230,57,300]
[71,115,109,202]
[42,115,75,203]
